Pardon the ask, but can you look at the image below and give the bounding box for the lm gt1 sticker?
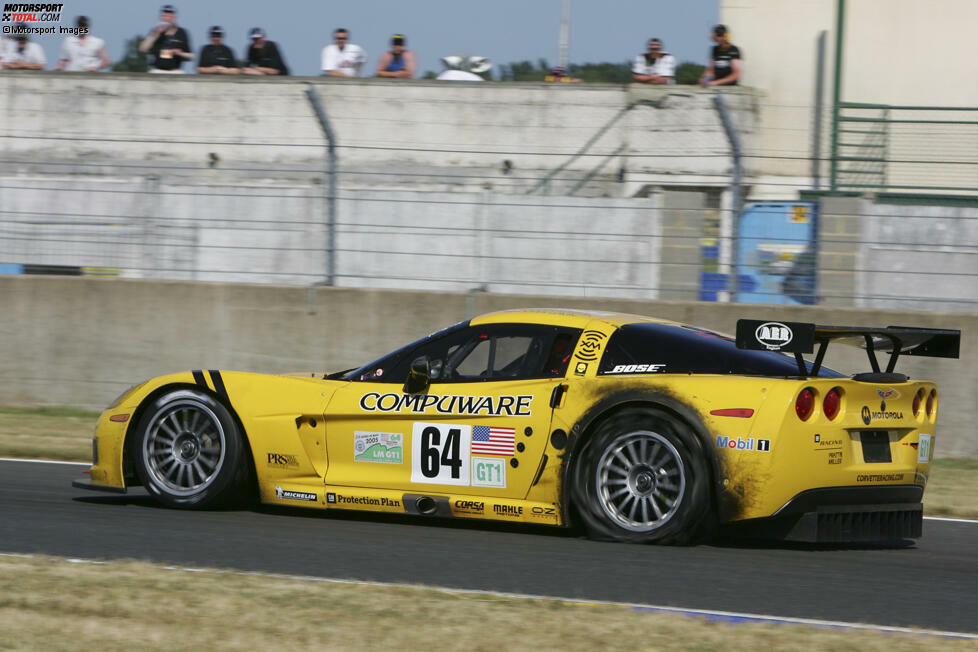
[354,431,403,464]
[716,436,771,452]
[360,392,532,417]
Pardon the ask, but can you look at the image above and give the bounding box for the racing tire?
[131,388,250,509]
[570,407,712,544]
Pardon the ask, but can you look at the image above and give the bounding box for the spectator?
[197,26,239,74]
[53,16,110,71]
[632,38,675,84]
[375,34,415,78]
[139,4,192,74]
[701,24,742,86]
[242,28,289,76]
[321,28,366,77]
[0,28,47,70]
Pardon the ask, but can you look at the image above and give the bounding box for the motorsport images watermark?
[1,4,87,36]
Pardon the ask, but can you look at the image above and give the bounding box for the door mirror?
[403,355,431,395]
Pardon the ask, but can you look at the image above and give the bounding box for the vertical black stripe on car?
[192,370,207,388]
[208,370,229,401]
[531,454,548,487]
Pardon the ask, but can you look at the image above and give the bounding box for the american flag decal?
[471,425,516,456]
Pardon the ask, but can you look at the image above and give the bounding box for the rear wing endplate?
[735,319,960,376]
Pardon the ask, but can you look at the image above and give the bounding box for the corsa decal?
[360,392,532,417]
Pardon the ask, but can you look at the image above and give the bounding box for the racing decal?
[877,387,899,412]
[861,405,904,425]
[471,426,515,456]
[471,456,506,488]
[275,486,317,502]
[856,473,904,482]
[605,363,666,374]
[529,505,558,522]
[493,504,523,516]
[359,392,532,417]
[716,435,771,452]
[827,451,842,465]
[452,499,485,515]
[354,431,403,464]
[574,362,588,376]
[754,322,793,350]
[813,434,844,449]
[573,330,606,362]
[918,433,932,464]
[208,370,229,401]
[410,422,471,486]
[266,453,299,468]
[326,492,402,508]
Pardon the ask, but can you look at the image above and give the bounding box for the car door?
[323,323,579,500]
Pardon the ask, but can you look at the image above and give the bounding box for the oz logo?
[755,322,793,350]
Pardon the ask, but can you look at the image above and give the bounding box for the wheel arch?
[121,382,257,497]
[559,391,723,528]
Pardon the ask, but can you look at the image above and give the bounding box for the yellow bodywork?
[85,309,938,526]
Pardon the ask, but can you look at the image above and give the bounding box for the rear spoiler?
[735,320,960,376]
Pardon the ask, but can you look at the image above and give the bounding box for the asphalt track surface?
[2,460,976,635]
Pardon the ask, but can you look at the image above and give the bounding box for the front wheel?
[571,407,712,544]
[131,388,250,508]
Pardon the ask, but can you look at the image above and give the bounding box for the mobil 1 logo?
[411,422,471,486]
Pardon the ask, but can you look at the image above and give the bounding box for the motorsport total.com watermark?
[2,4,87,36]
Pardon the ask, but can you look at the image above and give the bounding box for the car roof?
[471,308,680,330]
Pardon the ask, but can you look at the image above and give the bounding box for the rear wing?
[735,320,960,377]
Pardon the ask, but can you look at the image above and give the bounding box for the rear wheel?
[571,407,712,544]
[131,388,249,508]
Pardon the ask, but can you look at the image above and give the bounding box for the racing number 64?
[411,422,472,486]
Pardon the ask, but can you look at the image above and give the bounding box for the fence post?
[713,92,744,303]
[812,30,827,190]
[829,0,846,191]
[305,84,338,286]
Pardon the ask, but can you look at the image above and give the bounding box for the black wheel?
[131,388,250,508]
[570,407,712,544]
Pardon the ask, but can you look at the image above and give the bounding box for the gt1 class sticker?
[275,486,317,502]
[918,433,932,464]
[754,322,793,350]
[471,457,506,488]
[354,431,403,464]
[715,436,771,452]
[606,364,666,374]
[411,422,471,486]
[360,393,532,417]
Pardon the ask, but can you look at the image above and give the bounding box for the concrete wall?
[721,0,978,178]
[0,276,974,458]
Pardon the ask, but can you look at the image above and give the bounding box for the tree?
[498,59,633,83]
[112,35,149,73]
[675,61,706,85]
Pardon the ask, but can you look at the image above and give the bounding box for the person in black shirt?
[139,4,192,73]
[242,27,289,76]
[198,26,239,75]
[700,24,742,86]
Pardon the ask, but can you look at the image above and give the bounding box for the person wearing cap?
[375,34,415,78]
[700,25,741,86]
[243,28,289,76]
[0,26,47,70]
[139,4,192,73]
[321,28,366,77]
[632,38,675,84]
[54,16,110,72]
[198,26,239,75]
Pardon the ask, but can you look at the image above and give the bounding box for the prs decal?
[360,393,532,417]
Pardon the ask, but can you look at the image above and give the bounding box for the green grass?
[0,405,974,518]
[0,555,974,651]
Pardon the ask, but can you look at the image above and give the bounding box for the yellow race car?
[73,309,959,544]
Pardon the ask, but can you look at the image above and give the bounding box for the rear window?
[598,323,842,377]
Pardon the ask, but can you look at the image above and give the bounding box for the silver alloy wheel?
[595,430,686,532]
[142,399,227,497]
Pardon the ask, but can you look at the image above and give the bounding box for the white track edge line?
[923,516,978,523]
[0,552,975,640]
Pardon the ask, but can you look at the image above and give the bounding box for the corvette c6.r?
[73,310,959,544]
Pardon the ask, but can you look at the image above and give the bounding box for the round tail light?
[926,390,937,417]
[912,390,924,417]
[796,388,815,420]
[823,388,842,420]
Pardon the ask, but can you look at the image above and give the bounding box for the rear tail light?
[912,390,924,417]
[796,387,815,420]
[823,388,842,420]
[926,390,937,418]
